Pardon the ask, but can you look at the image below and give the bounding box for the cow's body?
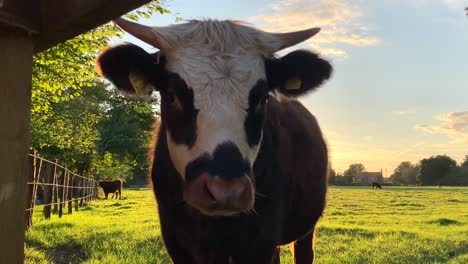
[151,94,327,263]
[371,182,382,189]
[97,18,332,263]
[99,180,122,199]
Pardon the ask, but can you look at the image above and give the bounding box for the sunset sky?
[118,0,468,175]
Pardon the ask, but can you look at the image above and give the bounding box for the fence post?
[72,175,79,212]
[42,163,54,219]
[79,176,84,207]
[68,174,73,214]
[52,160,59,214]
[25,150,36,230]
[27,155,42,229]
[58,168,65,218]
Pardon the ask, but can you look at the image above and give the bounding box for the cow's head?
[97,18,332,216]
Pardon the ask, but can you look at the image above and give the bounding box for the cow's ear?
[265,50,332,96]
[96,43,166,96]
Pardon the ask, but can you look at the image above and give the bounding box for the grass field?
[25,186,468,263]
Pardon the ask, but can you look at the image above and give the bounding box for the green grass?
[25,186,468,263]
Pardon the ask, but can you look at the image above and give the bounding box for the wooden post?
[58,169,65,218]
[68,174,73,214]
[29,158,43,223]
[25,150,36,229]
[67,172,74,214]
[43,163,54,219]
[79,176,84,207]
[74,175,79,211]
[0,27,33,264]
[52,160,59,214]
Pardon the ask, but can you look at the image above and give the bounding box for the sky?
[116,0,468,175]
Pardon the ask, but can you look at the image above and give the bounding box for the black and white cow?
[97,18,332,264]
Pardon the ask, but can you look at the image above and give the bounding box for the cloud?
[250,0,380,57]
[392,108,416,116]
[415,112,468,144]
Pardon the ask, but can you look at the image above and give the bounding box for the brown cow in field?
[98,180,122,199]
[97,18,331,263]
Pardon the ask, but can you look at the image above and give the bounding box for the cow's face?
[97,19,332,216]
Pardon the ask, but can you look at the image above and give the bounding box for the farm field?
[25,186,468,264]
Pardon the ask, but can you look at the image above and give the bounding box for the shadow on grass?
[27,229,170,264]
[27,239,87,264]
[427,218,462,226]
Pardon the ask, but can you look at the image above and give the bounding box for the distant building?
[354,171,384,184]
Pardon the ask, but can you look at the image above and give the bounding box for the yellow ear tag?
[129,72,155,95]
[285,77,302,90]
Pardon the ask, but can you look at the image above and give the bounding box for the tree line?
[329,155,468,186]
[31,2,170,184]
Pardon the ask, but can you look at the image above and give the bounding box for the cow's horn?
[271,27,321,51]
[113,18,162,49]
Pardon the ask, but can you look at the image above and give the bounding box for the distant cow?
[371,182,382,189]
[98,180,122,199]
[97,17,332,263]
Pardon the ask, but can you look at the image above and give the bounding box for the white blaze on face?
[165,46,266,178]
[150,21,279,179]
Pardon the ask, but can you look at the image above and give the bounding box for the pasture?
[25,186,468,263]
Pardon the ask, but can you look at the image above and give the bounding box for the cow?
[96,18,332,264]
[371,182,382,189]
[98,180,122,199]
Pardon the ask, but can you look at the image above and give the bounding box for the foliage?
[440,166,468,186]
[418,155,457,185]
[390,161,420,185]
[31,1,170,180]
[31,1,170,117]
[333,174,353,185]
[25,187,468,264]
[461,155,468,167]
[343,163,366,181]
[96,88,158,183]
[31,85,105,173]
[32,83,158,182]
[328,168,337,185]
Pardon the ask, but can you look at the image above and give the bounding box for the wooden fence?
[25,150,98,230]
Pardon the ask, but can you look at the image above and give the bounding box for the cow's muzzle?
[183,173,254,216]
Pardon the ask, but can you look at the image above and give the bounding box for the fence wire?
[25,150,98,229]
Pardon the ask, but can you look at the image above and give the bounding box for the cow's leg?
[293,229,315,264]
[105,192,109,199]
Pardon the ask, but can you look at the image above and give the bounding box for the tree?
[328,168,337,185]
[418,155,457,185]
[440,166,468,186]
[344,163,366,182]
[390,161,420,185]
[31,85,106,173]
[31,2,170,119]
[461,155,468,167]
[32,82,158,183]
[96,87,158,184]
[31,2,171,178]
[334,173,353,185]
